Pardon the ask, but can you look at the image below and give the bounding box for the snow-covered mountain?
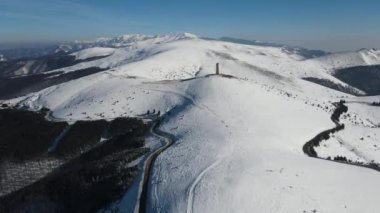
[2,33,380,212]
[313,48,380,72]
[0,33,197,62]
[52,33,199,54]
[0,33,200,77]
[0,54,6,62]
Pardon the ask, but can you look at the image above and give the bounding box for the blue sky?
[0,0,379,51]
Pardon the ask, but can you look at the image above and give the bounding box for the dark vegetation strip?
[61,118,150,170]
[0,108,67,162]
[0,108,151,212]
[0,54,77,77]
[0,148,148,212]
[302,77,362,96]
[346,101,380,107]
[109,117,148,137]
[333,65,380,96]
[54,120,108,159]
[302,125,345,158]
[0,52,110,78]
[0,66,107,99]
[303,101,380,171]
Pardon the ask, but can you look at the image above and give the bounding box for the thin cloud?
[0,0,146,27]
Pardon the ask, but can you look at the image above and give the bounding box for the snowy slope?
[148,77,380,213]
[6,33,380,213]
[45,34,362,92]
[316,96,380,165]
[310,48,380,73]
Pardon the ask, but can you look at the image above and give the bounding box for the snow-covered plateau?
[2,33,380,213]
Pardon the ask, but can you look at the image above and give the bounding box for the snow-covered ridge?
[309,48,380,73]
[72,33,198,47]
[65,34,380,78]
[70,47,115,60]
[2,32,377,100]
[48,33,199,55]
[46,33,379,97]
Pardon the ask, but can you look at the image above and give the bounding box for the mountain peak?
[175,32,198,39]
[357,48,380,53]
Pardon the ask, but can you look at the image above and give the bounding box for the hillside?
[1,33,380,213]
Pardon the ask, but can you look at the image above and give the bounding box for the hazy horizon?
[1,0,380,52]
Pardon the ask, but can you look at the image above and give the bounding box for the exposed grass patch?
[0,67,107,99]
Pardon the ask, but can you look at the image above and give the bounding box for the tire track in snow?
[186,159,221,213]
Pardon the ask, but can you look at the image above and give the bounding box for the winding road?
[137,80,223,213]
[137,101,217,212]
[303,102,380,172]
[138,118,175,213]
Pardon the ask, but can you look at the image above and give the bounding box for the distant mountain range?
[0,34,330,62]
[0,33,199,61]
[219,37,329,59]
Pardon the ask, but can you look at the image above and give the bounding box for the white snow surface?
[316,97,380,165]
[10,33,380,213]
[311,48,380,73]
[70,47,115,60]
